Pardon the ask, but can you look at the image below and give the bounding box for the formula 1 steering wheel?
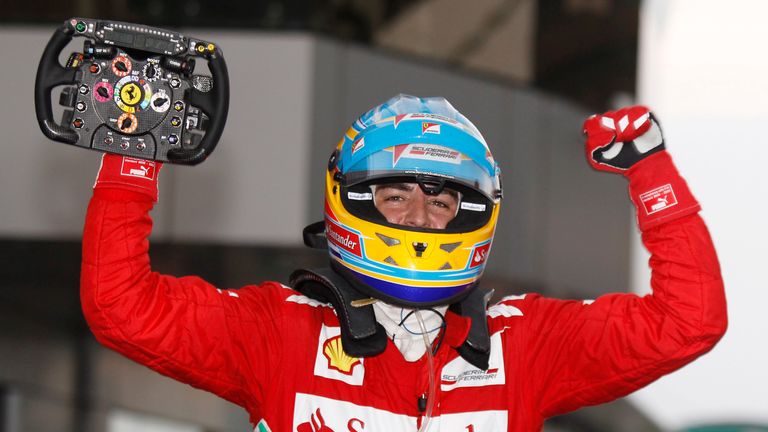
[35,18,229,165]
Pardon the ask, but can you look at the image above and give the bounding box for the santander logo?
[326,220,363,257]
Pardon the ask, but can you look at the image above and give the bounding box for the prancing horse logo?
[120,83,142,106]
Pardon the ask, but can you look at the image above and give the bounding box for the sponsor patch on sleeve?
[639,184,678,215]
[120,157,156,180]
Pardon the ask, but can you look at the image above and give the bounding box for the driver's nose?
[402,199,430,228]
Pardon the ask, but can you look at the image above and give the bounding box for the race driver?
[80,94,727,431]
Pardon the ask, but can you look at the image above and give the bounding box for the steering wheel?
[34,18,229,165]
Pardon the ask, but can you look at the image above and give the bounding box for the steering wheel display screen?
[35,18,230,165]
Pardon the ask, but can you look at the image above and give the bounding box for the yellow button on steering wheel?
[119,82,143,106]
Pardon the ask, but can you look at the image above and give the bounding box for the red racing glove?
[583,106,700,231]
[93,153,162,201]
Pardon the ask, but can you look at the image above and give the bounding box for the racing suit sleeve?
[519,152,728,417]
[80,155,285,414]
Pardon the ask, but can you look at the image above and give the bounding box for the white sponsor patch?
[441,331,506,391]
[347,192,373,201]
[460,202,486,212]
[313,325,364,385]
[639,184,678,215]
[394,113,462,129]
[393,144,461,166]
[292,393,507,431]
[120,157,156,180]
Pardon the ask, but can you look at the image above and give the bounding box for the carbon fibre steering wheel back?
[35,18,229,165]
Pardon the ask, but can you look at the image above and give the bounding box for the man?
[81,95,727,431]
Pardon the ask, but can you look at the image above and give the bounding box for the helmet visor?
[342,143,501,202]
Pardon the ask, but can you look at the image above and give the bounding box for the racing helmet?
[324,94,503,307]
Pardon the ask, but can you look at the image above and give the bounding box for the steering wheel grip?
[35,23,79,144]
[167,49,230,165]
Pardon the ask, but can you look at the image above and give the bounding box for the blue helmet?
[324,94,503,306]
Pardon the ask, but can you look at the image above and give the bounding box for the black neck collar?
[289,267,492,370]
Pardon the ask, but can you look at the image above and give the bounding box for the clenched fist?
[582,106,700,231]
[583,105,665,174]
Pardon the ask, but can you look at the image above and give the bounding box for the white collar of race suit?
[372,302,448,362]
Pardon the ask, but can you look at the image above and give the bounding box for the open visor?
[341,143,502,202]
[339,144,501,233]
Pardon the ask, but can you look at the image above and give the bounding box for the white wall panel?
[631,0,768,429]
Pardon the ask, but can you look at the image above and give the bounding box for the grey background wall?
[0,26,636,431]
[0,26,630,296]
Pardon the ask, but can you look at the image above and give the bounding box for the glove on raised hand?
[583,106,700,231]
[93,153,162,202]
[583,105,665,173]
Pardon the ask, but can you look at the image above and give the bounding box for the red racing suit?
[81,154,727,431]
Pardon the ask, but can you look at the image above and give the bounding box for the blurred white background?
[630,0,768,429]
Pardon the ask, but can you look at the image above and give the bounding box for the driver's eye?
[385,195,404,202]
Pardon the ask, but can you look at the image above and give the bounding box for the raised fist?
[583,106,665,174]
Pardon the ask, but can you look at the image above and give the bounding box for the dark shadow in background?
[0,238,329,432]
[1,0,639,110]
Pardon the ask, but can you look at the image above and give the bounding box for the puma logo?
[129,166,150,177]
[121,157,155,180]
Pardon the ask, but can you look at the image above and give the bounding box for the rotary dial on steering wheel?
[114,76,152,113]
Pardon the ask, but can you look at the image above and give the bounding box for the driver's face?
[373,183,459,229]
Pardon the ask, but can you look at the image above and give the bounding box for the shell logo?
[469,242,491,268]
[323,336,361,375]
